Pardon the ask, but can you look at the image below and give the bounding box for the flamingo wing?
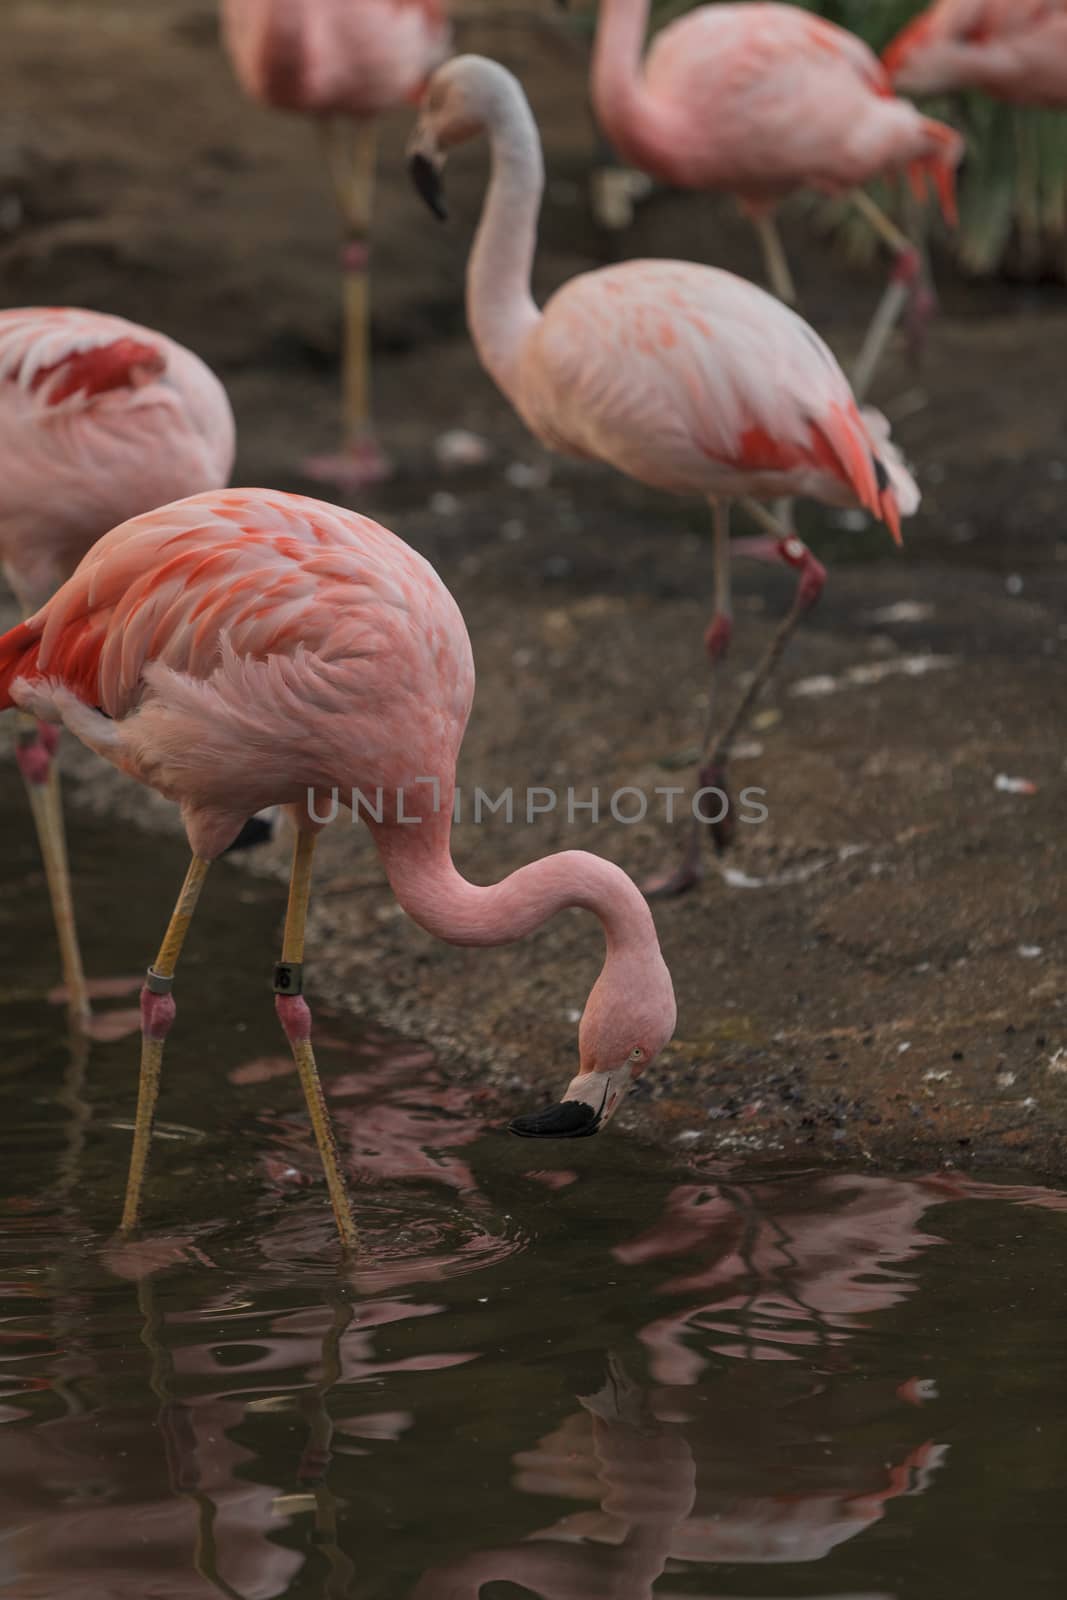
[0,489,465,721]
[0,308,168,416]
[521,261,908,539]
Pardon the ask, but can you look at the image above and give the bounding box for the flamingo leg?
[849,189,930,402]
[15,712,91,1035]
[274,829,359,1254]
[120,855,210,1234]
[644,500,733,898]
[304,118,390,490]
[752,211,797,305]
[646,501,826,899]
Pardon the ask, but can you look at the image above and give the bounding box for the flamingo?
[220,0,452,486]
[408,55,920,896]
[0,488,677,1245]
[884,0,1067,104]
[0,306,234,1035]
[576,0,964,400]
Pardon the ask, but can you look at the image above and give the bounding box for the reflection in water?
[415,1354,943,1598]
[1,1003,1066,1598]
[614,1171,1067,1378]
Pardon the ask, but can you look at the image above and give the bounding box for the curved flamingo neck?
[467,72,544,404]
[371,812,656,959]
[592,0,686,177]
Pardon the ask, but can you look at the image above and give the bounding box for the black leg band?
[145,967,174,995]
[273,961,304,996]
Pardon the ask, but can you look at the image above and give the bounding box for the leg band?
[274,960,304,996]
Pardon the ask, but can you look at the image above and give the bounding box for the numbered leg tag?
[273,961,304,996]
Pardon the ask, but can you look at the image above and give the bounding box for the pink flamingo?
[408,55,920,895]
[0,487,676,1247]
[220,0,451,485]
[579,0,964,399]
[884,0,1067,104]
[0,306,234,1035]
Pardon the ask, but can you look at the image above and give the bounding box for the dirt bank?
[2,1,1066,1173]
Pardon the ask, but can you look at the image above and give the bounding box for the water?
[1,781,1066,1599]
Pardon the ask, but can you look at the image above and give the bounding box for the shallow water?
[1,781,1066,1599]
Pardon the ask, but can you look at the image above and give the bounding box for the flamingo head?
[510,944,676,1140]
[408,55,531,223]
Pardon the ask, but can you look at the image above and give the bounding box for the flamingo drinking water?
[0,488,677,1245]
[221,0,452,485]
[884,0,1067,105]
[577,0,964,399]
[0,307,234,1035]
[408,55,919,895]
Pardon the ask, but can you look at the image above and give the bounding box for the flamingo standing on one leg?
[408,56,919,896]
[0,307,234,1035]
[574,0,964,401]
[0,488,677,1233]
[884,0,1067,104]
[220,0,451,487]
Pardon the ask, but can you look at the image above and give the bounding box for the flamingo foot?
[641,826,706,899]
[301,433,392,491]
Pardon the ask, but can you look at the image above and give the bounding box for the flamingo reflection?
[413,1353,940,1598]
[613,1172,1067,1380]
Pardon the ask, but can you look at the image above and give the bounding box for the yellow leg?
[120,855,210,1234]
[753,211,797,306]
[320,118,378,451]
[275,830,359,1254]
[17,713,91,1034]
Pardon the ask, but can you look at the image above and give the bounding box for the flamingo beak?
[509,1062,634,1139]
[408,143,448,222]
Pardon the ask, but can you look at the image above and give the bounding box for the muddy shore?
[3,1,1066,1173]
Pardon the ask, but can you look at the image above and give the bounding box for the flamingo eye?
[630,1047,644,1062]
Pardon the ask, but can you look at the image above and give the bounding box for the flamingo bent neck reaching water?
[0,487,677,1247]
[0,306,234,1036]
[408,55,920,895]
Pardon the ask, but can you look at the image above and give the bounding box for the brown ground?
[3,2,1066,1173]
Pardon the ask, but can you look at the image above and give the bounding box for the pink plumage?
[221,0,450,117]
[410,54,921,895]
[0,487,676,1131]
[590,1,963,219]
[0,307,234,612]
[517,259,914,536]
[884,0,1067,105]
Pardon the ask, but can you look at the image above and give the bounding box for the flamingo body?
[884,0,1067,104]
[0,487,676,1130]
[518,258,916,530]
[0,308,234,612]
[0,488,473,857]
[592,1,962,215]
[221,0,450,117]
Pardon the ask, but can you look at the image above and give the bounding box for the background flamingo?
[220,0,452,485]
[0,487,676,1244]
[408,55,919,895]
[0,306,234,1036]
[884,0,1067,104]
[579,0,964,399]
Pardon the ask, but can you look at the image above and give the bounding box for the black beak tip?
[509,1099,602,1139]
[409,152,448,221]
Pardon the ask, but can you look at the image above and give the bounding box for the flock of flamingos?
[0,0,1062,1252]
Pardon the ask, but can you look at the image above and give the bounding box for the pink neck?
[371,812,656,959]
[592,0,686,177]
